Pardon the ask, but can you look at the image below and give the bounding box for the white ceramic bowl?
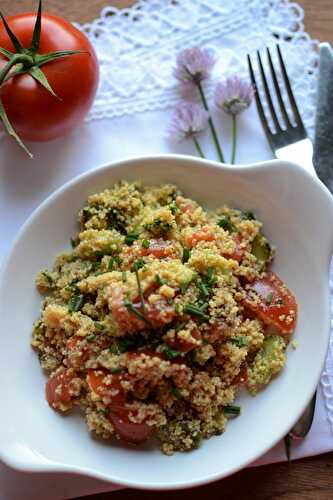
[1,155,333,490]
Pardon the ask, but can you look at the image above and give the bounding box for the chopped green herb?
[197,280,209,298]
[132,258,145,271]
[175,303,182,315]
[70,237,78,248]
[145,219,172,236]
[155,274,166,286]
[91,261,101,272]
[180,280,191,294]
[184,304,210,321]
[95,322,106,331]
[142,239,150,249]
[242,210,256,220]
[95,250,106,259]
[110,367,123,374]
[252,234,272,264]
[182,247,190,263]
[217,215,235,232]
[125,232,139,245]
[108,258,115,270]
[224,405,241,416]
[162,346,182,360]
[106,208,127,235]
[229,336,248,348]
[109,344,120,354]
[122,271,127,283]
[68,293,84,312]
[169,201,179,215]
[41,271,53,284]
[171,387,183,399]
[67,255,78,262]
[99,408,109,417]
[124,296,153,327]
[266,292,273,305]
[87,334,96,342]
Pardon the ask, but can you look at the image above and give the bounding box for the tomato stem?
[0,53,33,86]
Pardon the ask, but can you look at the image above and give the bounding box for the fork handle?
[276,138,315,175]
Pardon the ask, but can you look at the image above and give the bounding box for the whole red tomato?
[0,13,99,141]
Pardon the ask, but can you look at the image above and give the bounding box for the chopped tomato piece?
[243,272,297,336]
[168,329,201,353]
[231,366,248,385]
[87,368,125,403]
[108,409,152,444]
[109,286,176,334]
[87,367,152,444]
[46,368,80,411]
[185,226,215,248]
[223,234,245,262]
[140,239,173,259]
[66,335,90,368]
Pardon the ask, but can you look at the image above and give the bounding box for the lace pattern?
[78,0,333,430]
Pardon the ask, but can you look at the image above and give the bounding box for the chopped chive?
[125,232,139,245]
[122,271,127,283]
[229,336,248,348]
[182,247,190,263]
[108,258,115,270]
[155,274,166,286]
[180,281,191,294]
[110,367,123,374]
[197,280,209,298]
[184,303,210,321]
[242,210,256,220]
[217,215,235,232]
[171,387,183,399]
[67,255,78,262]
[109,344,120,354]
[133,267,146,311]
[124,297,153,327]
[266,292,273,305]
[68,293,84,312]
[132,258,145,271]
[91,261,101,272]
[41,271,53,284]
[87,334,96,342]
[224,404,241,416]
[95,322,106,331]
[70,237,78,248]
[162,346,182,360]
[99,408,109,417]
[142,239,150,249]
[169,201,179,215]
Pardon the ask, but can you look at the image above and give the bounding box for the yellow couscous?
[32,181,297,454]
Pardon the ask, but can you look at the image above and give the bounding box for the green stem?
[231,114,237,164]
[193,136,205,158]
[0,54,33,86]
[197,81,225,163]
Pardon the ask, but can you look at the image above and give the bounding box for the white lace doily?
[78,0,333,430]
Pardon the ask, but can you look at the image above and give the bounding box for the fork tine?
[276,44,303,127]
[266,47,292,129]
[247,54,272,139]
[256,50,281,132]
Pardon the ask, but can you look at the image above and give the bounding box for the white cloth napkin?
[0,1,332,498]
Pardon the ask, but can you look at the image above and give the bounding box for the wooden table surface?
[1,1,333,499]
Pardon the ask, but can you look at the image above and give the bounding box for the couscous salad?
[32,181,297,454]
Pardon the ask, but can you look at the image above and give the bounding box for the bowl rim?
[1,153,333,490]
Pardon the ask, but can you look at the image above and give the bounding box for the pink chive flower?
[214,76,254,115]
[168,101,209,142]
[174,47,216,85]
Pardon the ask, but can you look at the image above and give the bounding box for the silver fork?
[247,45,317,442]
[247,45,314,173]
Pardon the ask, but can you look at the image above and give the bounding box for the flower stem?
[193,136,205,158]
[231,114,237,164]
[197,82,225,163]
